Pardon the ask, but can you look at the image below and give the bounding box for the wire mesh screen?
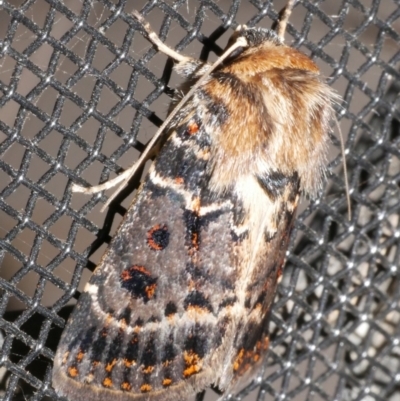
[0,0,400,400]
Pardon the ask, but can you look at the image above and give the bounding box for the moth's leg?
[132,10,210,77]
[132,10,192,64]
[277,0,296,40]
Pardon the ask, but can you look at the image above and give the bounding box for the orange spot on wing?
[175,177,184,184]
[147,238,162,251]
[147,240,161,250]
[183,351,202,378]
[124,358,136,368]
[105,358,117,372]
[233,349,244,371]
[120,270,130,281]
[133,265,151,275]
[191,232,199,249]
[233,337,270,375]
[187,121,199,135]
[145,283,157,299]
[163,378,172,387]
[142,365,154,374]
[140,384,152,393]
[103,377,113,388]
[76,350,84,362]
[121,382,132,391]
[186,305,210,315]
[67,366,79,378]
[183,364,201,377]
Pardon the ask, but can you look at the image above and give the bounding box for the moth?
[52,1,338,400]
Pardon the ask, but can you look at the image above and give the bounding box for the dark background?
[0,0,400,400]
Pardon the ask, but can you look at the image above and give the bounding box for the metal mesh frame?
[0,0,400,400]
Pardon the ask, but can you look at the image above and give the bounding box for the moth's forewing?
[53,24,335,401]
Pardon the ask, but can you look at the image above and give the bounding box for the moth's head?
[223,26,284,62]
[237,26,283,46]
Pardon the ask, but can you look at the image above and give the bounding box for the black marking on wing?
[257,170,289,199]
[184,290,213,313]
[140,333,157,369]
[162,333,177,364]
[164,301,178,317]
[120,265,158,302]
[155,139,209,192]
[118,307,131,325]
[147,224,170,251]
[218,296,237,310]
[92,328,109,363]
[183,209,201,251]
[257,171,299,199]
[184,324,209,359]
